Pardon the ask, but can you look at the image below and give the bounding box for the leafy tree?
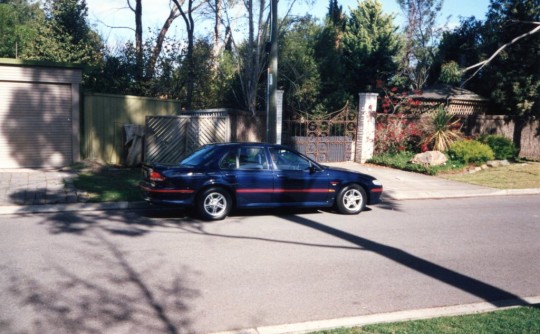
[481,0,540,151]
[0,0,42,58]
[343,0,401,93]
[279,15,322,112]
[397,0,444,90]
[314,0,349,111]
[482,0,540,118]
[436,0,539,153]
[438,61,461,85]
[435,16,485,87]
[88,45,138,95]
[210,0,270,114]
[175,38,232,109]
[22,0,103,66]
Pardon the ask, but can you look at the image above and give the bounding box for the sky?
[85,0,492,45]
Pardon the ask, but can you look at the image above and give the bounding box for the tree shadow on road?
[4,199,531,332]
[1,221,198,333]
[284,214,531,308]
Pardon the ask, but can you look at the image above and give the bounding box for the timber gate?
[144,111,230,163]
[283,103,357,162]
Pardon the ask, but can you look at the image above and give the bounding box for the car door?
[220,146,274,207]
[269,147,330,205]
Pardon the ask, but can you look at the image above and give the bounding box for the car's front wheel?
[335,184,366,214]
[197,187,232,220]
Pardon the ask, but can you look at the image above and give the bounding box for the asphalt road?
[1,195,539,334]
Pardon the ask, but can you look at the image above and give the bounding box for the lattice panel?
[144,115,230,163]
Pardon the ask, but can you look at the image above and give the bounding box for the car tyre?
[197,187,232,220]
[336,184,366,215]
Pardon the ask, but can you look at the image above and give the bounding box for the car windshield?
[179,146,218,166]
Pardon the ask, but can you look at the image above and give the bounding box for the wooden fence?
[144,112,230,163]
[82,93,181,164]
[82,93,266,164]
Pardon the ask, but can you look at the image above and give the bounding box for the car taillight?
[150,170,166,181]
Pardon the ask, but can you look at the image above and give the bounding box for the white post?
[355,93,378,163]
[275,90,284,144]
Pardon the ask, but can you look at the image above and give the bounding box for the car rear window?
[180,146,218,166]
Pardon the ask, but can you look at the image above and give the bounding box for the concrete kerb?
[211,296,540,334]
[0,201,150,215]
[382,187,540,201]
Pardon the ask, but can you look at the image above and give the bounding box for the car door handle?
[275,175,288,179]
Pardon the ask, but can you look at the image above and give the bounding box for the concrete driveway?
[325,161,540,200]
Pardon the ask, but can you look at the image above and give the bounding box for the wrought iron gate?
[283,103,357,162]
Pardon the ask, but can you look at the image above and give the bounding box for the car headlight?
[372,179,382,186]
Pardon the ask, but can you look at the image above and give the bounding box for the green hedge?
[367,151,465,175]
[448,140,494,165]
[478,135,517,160]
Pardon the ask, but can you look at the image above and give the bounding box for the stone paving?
[0,169,78,206]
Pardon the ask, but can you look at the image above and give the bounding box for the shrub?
[421,107,462,152]
[448,140,495,165]
[478,135,517,160]
[374,115,422,155]
[368,151,415,169]
[367,151,465,175]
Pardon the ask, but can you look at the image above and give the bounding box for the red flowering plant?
[374,114,423,154]
[374,83,425,154]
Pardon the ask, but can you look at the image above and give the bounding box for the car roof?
[209,142,289,149]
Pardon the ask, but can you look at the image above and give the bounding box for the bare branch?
[94,19,136,33]
[127,0,135,12]
[461,22,540,87]
[146,6,181,80]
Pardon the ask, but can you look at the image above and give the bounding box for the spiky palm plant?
[422,107,462,151]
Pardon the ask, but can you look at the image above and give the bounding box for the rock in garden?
[412,151,448,166]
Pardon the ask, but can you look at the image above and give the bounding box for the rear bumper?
[140,182,196,206]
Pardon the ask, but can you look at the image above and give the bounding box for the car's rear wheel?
[336,184,366,214]
[197,187,232,220]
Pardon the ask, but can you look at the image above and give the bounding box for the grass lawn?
[71,167,142,202]
[439,162,540,189]
[314,305,540,334]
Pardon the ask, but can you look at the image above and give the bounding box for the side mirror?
[308,165,321,174]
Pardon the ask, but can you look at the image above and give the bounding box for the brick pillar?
[355,92,378,163]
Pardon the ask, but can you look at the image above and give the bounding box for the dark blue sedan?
[140,142,383,220]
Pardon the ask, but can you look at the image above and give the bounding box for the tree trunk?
[512,115,525,157]
[173,0,195,110]
[133,0,143,81]
[213,0,222,59]
[145,7,180,81]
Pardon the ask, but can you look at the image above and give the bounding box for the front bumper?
[368,187,383,205]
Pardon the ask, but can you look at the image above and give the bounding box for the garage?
[0,59,82,168]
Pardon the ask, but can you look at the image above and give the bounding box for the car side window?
[269,148,311,171]
[238,147,268,170]
[220,147,269,170]
[219,150,237,169]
